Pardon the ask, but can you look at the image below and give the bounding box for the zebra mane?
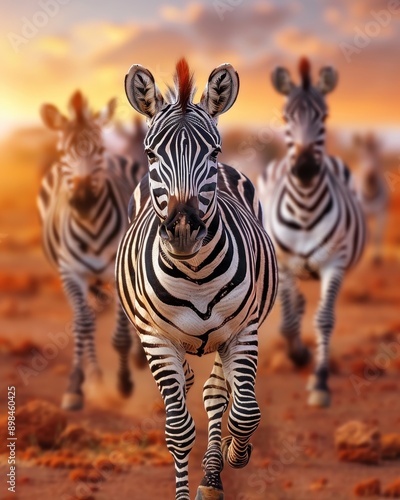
[298,57,311,90]
[69,90,91,123]
[166,58,196,111]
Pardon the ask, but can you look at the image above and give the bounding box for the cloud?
[159,3,203,23]
[274,27,337,57]
[0,0,399,130]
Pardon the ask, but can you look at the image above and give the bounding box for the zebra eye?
[146,149,158,164]
[210,147,221,160]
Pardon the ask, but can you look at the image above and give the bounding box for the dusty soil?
[0,171,400,500]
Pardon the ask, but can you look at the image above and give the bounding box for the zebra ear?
[125,65,164,119]
[96,97,117,126]
[271,67,294,95]
[317,66,338,94]
[40,104,68,131]
[200,64,239,119]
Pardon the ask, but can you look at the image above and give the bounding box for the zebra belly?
[280,254,321,280]
[58,249,117,281]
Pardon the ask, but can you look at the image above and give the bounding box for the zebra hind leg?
[61,275,95,411]
[196,354,229,500]
[279,270,311,367]
[88,281,112,313]
[308,267,343,407]
[112,303,134,397]
[220,326,260,470]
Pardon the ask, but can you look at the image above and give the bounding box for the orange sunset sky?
[0,0,400,136]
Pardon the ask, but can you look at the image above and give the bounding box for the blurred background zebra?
[37,90,145,411]
[353,132,389,265]
[258,57,366,408]
[103,115,148,169]
[116,59,277,500]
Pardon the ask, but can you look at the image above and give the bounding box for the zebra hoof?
[118,377,134,398]
[195,486,224,500]
[307,389,331,408]
[289,345,311,368]
[221,436,253,469]
[306,374,317,391]
[61,392,84,411]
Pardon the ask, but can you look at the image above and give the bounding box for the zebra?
[116,59,277,500]
[353,132,389,264]
[258,57,366,408]
[38,90,146,411]
[103,115,148,169]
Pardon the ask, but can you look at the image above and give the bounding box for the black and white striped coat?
[37,91,145,410]
[260,154,365,278]
[119,163,276,354]
[116,60,277,500]
[38,156,140,276]
[258,58,366,408]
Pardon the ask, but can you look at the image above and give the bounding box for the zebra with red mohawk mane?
[258,57,366,407]
[38,90,146,410]
[116,59,277,500]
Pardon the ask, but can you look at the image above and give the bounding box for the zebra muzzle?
[69,177,98,216]
[291,147,320,185]
[159,211,207,260]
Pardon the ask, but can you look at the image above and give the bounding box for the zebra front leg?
[143,335,195,500]
[279,268,311,367]
[196,354,229,500]
[220,325,260,470]
[112,303,134,397]
[308,265,344,407]
[61,274,95,410]
[85,300,103,384]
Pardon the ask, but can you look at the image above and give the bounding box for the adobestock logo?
[213,0,244,21]
[339,1,400,62]
[7,0,72,54]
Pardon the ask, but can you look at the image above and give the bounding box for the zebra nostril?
[159,224,169,241]
[195,223,207,241]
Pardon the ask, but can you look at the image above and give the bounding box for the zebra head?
[272,57,338,186]
[40,91,116,216]
[125,59,239,260]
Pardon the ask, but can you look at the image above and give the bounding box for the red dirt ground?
[0,169,400,500]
